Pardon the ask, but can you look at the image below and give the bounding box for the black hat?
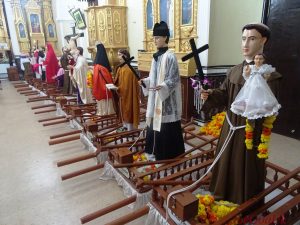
[153,21,170,37]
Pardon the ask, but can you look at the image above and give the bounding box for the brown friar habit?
[202,61,282,204]
[60,52,72,94]
[114,65,140,129]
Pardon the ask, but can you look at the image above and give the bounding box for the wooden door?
[263,0,300,139]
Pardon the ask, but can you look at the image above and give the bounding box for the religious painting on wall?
[18,23,26,38]
[146,0,154,30]
[30,14,41,33]
[72,9,86,30]
[48,24,55,38]
[182,0,193,25]
[159,0,174,37]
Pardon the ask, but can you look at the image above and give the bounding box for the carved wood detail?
[86,4,128,72]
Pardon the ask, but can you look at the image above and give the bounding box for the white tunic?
[71,55,93,104]
[142,50,182,131]
[231,64,281,119]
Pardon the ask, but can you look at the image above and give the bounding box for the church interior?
[0,0,299,224]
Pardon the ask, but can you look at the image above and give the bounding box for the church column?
[0,0,11,51]
[41,0,58,53]
[10,0,30,54]
[173,0,180,52]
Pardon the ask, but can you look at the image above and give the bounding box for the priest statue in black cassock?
[140,21,185,160]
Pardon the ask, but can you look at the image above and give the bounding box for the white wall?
[197,0,211,66]
[52,0,90,58]
[207,0,263,66]
[127,0,144,60]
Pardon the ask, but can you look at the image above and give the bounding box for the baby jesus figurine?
[231,53,281,119]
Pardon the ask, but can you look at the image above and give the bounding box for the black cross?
[182,38,209,81]
[64,24,84,46]
[120,55,146,88]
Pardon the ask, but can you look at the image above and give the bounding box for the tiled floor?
[0,80,299,225]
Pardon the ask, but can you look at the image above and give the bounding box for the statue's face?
[241,29,266,60]
[153,36,167,48]
[117,52,125,63]
[62,47,68,53]
[254,54,265,67]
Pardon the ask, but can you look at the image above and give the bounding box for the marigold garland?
[132,153,157,181]
[195,194,240,224]
[245,115,276,159]
[133,153,147,162]
[86,70,93,88]
[245,119,254,150]
[200,111,276,159]
[199,112,226,137]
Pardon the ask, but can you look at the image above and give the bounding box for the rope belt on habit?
[166,113,246,223]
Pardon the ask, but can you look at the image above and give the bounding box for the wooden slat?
[48,135,81,145]
[61,164,104,180]
[81,195,137,224]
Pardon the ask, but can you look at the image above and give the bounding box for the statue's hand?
[244,65,251,76]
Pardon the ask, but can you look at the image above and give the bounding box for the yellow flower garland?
[199,112,226,137]
[86,70,93,88]
[245,115,276,159]
[245,120,254,150]
[195,194,240,224]
[200,111,276,159]
[132,153,156,181]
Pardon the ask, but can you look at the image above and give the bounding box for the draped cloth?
[92,65,113,100]
[202,61,282,204]
[71,55,93,104]
[43,43,59,84]
[114,65,140,129]
[231,64,280,119]
[93,64,115,115]
[92,43,115,115]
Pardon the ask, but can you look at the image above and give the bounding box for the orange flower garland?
[245,115,276,159]
[199,112,226,137]
[86,70,93,88]
[133,153,147,162]
[195,194,240,224]
[132,153,157,181]
[257,115,276,159]
[200,111,276,159]
[245,119,254,150]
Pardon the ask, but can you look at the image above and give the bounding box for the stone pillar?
[41,0,58,53]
